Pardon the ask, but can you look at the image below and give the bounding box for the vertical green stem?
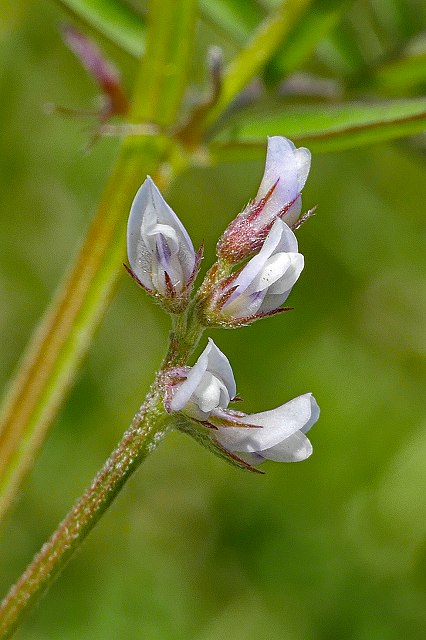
[0,1,199,633]
[0,0,197,524]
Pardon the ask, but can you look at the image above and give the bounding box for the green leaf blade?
[203,0,313,128]
[199,0,264,45]
[57,0,146,57]
[211,98,426,157]
[371,52,426,95]
[266,0,353,84]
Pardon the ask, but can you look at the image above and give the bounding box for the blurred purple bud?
[62,24,128,118]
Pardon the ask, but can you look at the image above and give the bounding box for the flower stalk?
[0,384,172,640]
[0,277,206,638]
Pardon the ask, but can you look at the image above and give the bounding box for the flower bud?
[62,25,128,119]
[126,176,201,311]
[204,219,304,326]
[168,339,319,469]
[217,136,311,263]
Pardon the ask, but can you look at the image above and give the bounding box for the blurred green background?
[1,1,425,638]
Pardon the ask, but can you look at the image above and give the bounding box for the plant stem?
[163,304,205,369]
[0,274,206,640]
[0,0,197,524]
[0,302,206,638]
[0,382,171,640]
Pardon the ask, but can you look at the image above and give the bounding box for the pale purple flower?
[170,339,319,465]
[211,218,304,323]
[170,339,236,421]
[127,177,199,303]
[217,136,311,262]
[254,135,311,229]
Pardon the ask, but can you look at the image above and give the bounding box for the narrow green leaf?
[369,52,426,94]
[55,0,265,60]
[266,0,353,84]
[316,21,367,77]
[369,0,417,42]
[199,0,264,45]
[210,98,426,158]
[56,0,146,58]
[203,0,313,128]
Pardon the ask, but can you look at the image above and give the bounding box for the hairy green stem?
[164,304,205,369]
[0,383,171,639]
[0,296,206,638]
[0,301,206,638]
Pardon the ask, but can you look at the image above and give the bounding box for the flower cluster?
[202,217,304,326]
[126,136,319,470]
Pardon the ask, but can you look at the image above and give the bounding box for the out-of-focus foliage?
[211,97,426,154]
[0,0,425,638]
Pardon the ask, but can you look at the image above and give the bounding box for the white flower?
[255,135,311,229]
[220,218,304,320]
[217,136,311,262]
[170,339,319,465]
[127,176,197,298]
[170,339,236,421]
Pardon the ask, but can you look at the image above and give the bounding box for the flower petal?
[295,147,311,192]
[253,251,303,294]
[260,430,313,462]
[262,252,304,295]
[215,393,319,452]
[257,290,292,313]
[170,344,210,412]
[203,338,237,399]
[170,339,236,412]
[273,218,299,253]
[254,137,310,229]
[223,219,288,310]
[221,220,303,320]
[195,372,229,413]
[256,137,299,215]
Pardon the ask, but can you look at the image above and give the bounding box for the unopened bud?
[126,177,202,312]
[217,136,311,263]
